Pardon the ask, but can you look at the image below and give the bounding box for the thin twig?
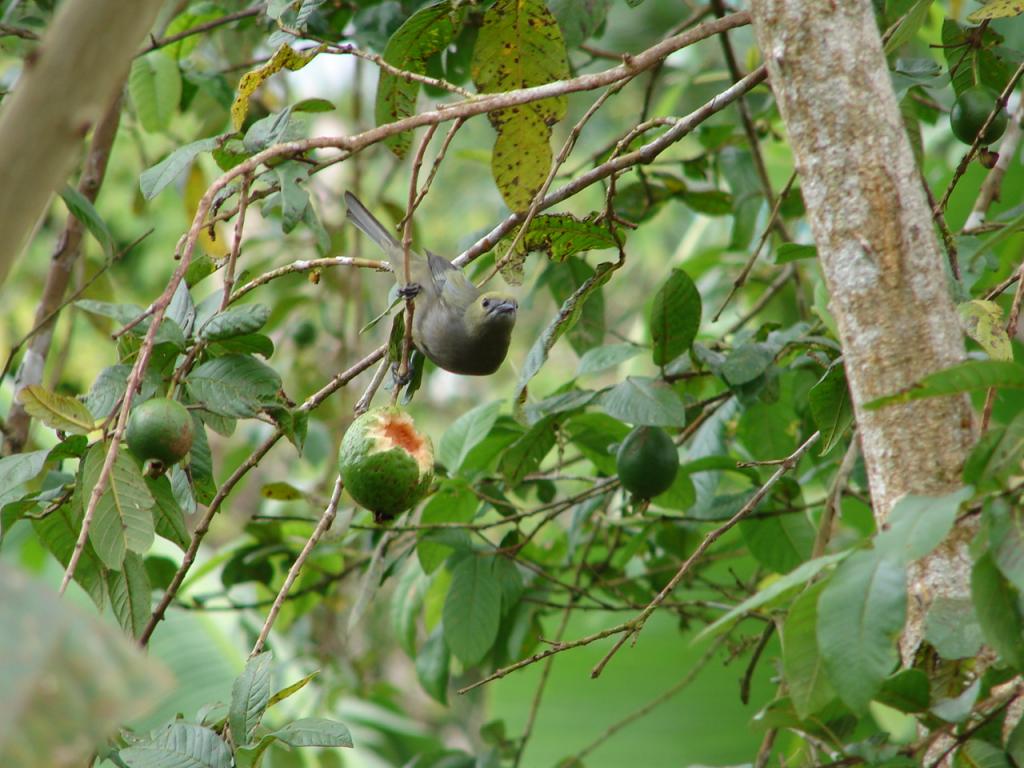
[139,347,383,645]
[230,256,390,303]
[812,436,859,558]
[589,430,820,678]
[965,100,1024,232]
[459,431,820,694]
[220,171,251,310]
[934,62,1024,215]
[138,4,262,56]
[250,475,349,657]
[714,171,797,321]
[575,630,729,761]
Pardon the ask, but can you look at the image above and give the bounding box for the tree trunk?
[0,0,165,287]
[748,0,977,657]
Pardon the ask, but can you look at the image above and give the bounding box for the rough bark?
[0,0,165,287]
[748,0,977,657]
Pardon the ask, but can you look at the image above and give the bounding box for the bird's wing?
[427,251,478,309]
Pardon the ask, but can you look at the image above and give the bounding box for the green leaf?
[741,511,815,574]
[808,363,854,455]
[575,343,643,376]
[107,552,151,638]
[563,412,629,475]
[500,416,556,486]
[416,625,451,704]
[199,304,271,341]
[958,300,1012,361]
[989,505,1024,593]
[391,560,430,654]
[545,256,608,355]
[865,360,1024,410]
[119,722,231,768]
[775,243,818,263]
[230,652,274,746]
[32,502,108,609]
[186,355,282,418]
[130,52,183,133]
[443,556,502,666]
[163,6,226,59]
[268,670,319,707]
[925,596,983,659]
[877,488,970,562]
[650,268,701,366]
[964,412,1024,492]
[82,443,155,570]
[876,669,931,713]
[0,449,48,505]
[471,0,569,211]
[416,480,477,573]
[146,475,190,550]
[972,552,1024,669]
[518,261,618,403]
[883,0,933,54]
[818,549,906,713]
[269,717,354,748]
[597,376,687,427]
[722,343,774,386]
[438,400,502,473]
[274,161,309,233]
[782,582,834,719]
[498,213,620,282]
[376,1,464,157]
[697,552,849,639]
[548,0,608,47]
[957,739,1013,768]
[17,385,95,435]
[59,186,115,260]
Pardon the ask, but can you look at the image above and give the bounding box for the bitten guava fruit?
[616,425,679,499]
[338,406,434,522]
[950,86,1007,146]
[126,397,194,465]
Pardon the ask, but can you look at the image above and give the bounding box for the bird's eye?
[482,299,491,308]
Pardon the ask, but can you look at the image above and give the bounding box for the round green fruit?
[950,86,1007,146]
[616,425,679,499]
[126,397,194,465]
[338,406,434,522]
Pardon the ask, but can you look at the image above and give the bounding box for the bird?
[344,192,517,376]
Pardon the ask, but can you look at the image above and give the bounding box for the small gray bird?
[345,192,517,376]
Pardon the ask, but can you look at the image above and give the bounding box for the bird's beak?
[489,300,517,316]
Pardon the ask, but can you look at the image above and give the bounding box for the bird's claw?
[398,283,422,300]
[389,362,409,387]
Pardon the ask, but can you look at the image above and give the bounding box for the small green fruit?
[616,425,679,499]
[338,406,434,522]
[950,86,1008,146]
[126,397,194,465]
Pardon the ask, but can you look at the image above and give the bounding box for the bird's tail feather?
[345,192,400,256]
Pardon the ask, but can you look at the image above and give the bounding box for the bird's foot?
[398,283,422,300]
[391,362,412,388]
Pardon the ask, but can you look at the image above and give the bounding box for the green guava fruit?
[338,406,434,522]
[950,86,1008,146]
[616,425,679,499]
[125,397,194,465]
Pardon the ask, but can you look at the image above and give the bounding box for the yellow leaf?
[184,164,228,258]
[18,385,95,435]
[231,43,326,130]
[958,299,1012,361]
[968,0,1024,22]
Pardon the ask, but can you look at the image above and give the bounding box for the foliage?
[3,1,1024,767]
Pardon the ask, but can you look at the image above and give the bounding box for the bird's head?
[466,291,518,335]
